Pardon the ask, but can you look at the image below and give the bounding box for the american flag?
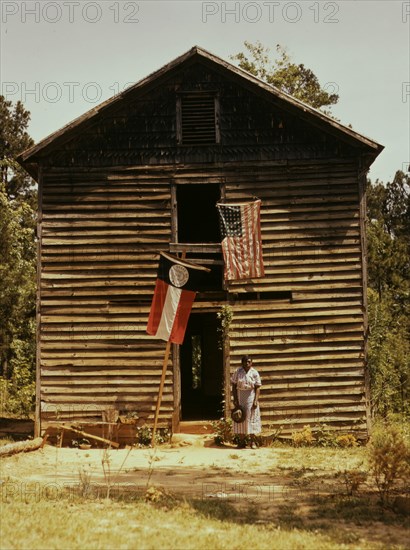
[217,199,265,281]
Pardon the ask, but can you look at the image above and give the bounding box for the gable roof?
[18,45,383,178]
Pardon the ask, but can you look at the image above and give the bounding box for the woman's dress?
[231,367,262,435]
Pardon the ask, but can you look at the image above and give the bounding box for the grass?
[1,444,409,549]
[0,486,396,550]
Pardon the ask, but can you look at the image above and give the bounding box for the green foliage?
[211,417,256,447]
[0,190,36,417]
[367,289,410,418]
[211,417,234,445]
[366,172,410,420]
[291,425,314,447]
[313,423,339,447]
[335,434,359,448]
[0,95,35,204]
[1,339,35,417]
[0,97,37,417]
[216,305,233,350]
[136,426,171,447]
[191,334,202,389]
[231,41,339,111]
[338,469,368,496]
[291,424,358,448]
[367,422,410,505]
[367,172,410,303]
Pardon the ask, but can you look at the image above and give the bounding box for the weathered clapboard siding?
[36,158,366,433]
[18,47,383,438]
[187,160,367,433]
[39,169,171,424]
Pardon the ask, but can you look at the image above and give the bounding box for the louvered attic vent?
[177,93,220,146]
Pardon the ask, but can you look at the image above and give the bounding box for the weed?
[78,466,93,498]
[335,434,358,448]
[145,486,166,503]
[291,425,314,447]
[337,469,368,496]
[136,426,171,447]
[313,424,338,448]
[367,422,410,506]
[101,447,112,499]
[144,448,161,489]
[262,424,284,445]
[291,424,359,448]
[211,417,234,445]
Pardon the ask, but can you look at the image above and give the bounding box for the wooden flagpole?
[151,339,172,446]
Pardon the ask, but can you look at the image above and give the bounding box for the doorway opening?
[180,312,223,420]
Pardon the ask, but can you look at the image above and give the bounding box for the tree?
[0,96,35,204]
[231,41,339,111]
[367,172,410,300]
[383,171,410,243]
[366,171,410,419]
[0,97,36,417]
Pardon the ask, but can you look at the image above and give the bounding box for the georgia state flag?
[146,252,209,345]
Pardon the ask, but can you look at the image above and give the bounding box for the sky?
[1,0,409,183]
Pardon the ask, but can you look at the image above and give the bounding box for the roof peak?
[18,45,383,171]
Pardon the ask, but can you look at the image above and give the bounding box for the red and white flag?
[146,252,209,345]
[217,199,265,281]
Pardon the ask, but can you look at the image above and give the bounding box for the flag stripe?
[168,288,196,344]
[146,278,168,337]
[155,285,182,342]
[146,277,196,345]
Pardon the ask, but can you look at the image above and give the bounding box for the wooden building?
[19,46,383,440]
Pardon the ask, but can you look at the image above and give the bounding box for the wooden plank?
[58,425,120,448]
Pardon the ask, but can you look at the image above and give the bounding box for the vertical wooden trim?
[219,181,227,292]
[219,178,231,419]
[170,183,178,243]
[170,180,180,432]
[214,95,221,144]
[223,309,231,420]
[176,96,182,145]
[358,164,371,435]
[34,163,43,438]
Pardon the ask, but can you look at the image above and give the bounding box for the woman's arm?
[252,385,261,409]
[232,383,239,406]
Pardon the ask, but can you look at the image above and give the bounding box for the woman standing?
[231,355,262,448]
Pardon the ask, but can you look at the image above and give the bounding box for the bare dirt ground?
[1,434,409,548]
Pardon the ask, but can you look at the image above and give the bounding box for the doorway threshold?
[178,420,215,434]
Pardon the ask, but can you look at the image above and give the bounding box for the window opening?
[176,184,220,243]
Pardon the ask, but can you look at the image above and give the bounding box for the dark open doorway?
[176,184,221,243]
[180,312,223,420]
